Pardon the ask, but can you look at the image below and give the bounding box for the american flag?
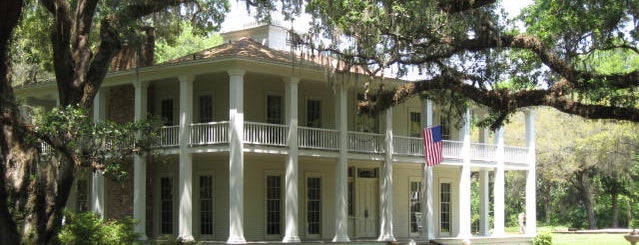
[423,126,443,166]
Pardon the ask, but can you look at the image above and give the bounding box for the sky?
[220,0,534,32]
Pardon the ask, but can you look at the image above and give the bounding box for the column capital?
[133,80,149,89]
[227,69,246,77]
[178,74,195,84]
[283,76,300,85]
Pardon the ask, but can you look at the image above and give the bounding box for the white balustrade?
[392,136,424,156]
[298,126,339,150]
[244,121,288,146]
[443,140,463,159]
[150,119,531,166]
[471,143,498,161]
[190,121,229,145]
[159,125,180,147]
[347,131,385,153]
[504,146,528,164]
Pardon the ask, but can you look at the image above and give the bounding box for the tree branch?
[437,0,497,14]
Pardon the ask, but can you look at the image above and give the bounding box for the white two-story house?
[15,24,537,245]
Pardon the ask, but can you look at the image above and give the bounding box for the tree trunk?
[542,184,552,224]
[612,191,619,228]
[0,0,25,243]
[576,171,598,229]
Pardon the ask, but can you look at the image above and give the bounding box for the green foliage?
[57,212,139,245]
[34,105,164,180]
[533,231,553,245]
[505,108,639,229]
[155,23,223,64]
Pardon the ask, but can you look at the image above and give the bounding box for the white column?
[479,169,490,236]
[332,83,350,242]
[227,69,247,244]
[493,127,505,236]
[479,127,490,236]
[91,90,106,218]
[378,108,395,241]
[283,77,301,243]
[525,110,537,236]
[178,75,195,241]
[421,99,435,239]
[133,81,149,239]
[458,108,472,239]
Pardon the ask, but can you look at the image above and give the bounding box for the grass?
[533,227,630,245]
[551,233,628,245]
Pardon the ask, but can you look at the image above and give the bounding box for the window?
[76,179,89,212]
[266,95,283,124]
[348,181,354,216]
[306,100,321,128]
[266,175,282,235]
[348,167,354,216]
[199,175,214,235]
[409,111,422,137]
[410,181,422,233]
[355,94,378,132]
[199,95,213,123]
[307,177,321,235]
[440,182,451,234]
[160,177,173,234]
[357,168,378,178]
[440,115,450,140]
[161,99,174,126]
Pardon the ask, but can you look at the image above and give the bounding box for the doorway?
[354,168,379,238]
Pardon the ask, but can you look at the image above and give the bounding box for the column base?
[138,234,148,241]
[377,234,396,242]
[282,235,301,243]
[419,234,436,241]
[332,235,350,242]
[227,236,247,244]
[178,235,195,242]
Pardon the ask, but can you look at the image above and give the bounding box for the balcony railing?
[443,140,463,159]
[159,125,180,147]
[393,136,424,156]
[190,121,229,146]
[505,146,528,164]
[245,122,288,146]
[298,126,339,150]
[152,121,530,165]
[471,143,498,162]
[348,131,385,153]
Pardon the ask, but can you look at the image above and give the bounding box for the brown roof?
[162,37,370,75]
[164,37,303,65]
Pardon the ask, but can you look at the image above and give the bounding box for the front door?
[356,177,378,238]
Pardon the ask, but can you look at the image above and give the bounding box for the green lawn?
[551,233,629,245]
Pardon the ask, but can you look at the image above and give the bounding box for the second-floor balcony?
[156,121,530,167]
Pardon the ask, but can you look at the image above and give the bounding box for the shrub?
[58,211,140,245]
[533,231,553,245]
